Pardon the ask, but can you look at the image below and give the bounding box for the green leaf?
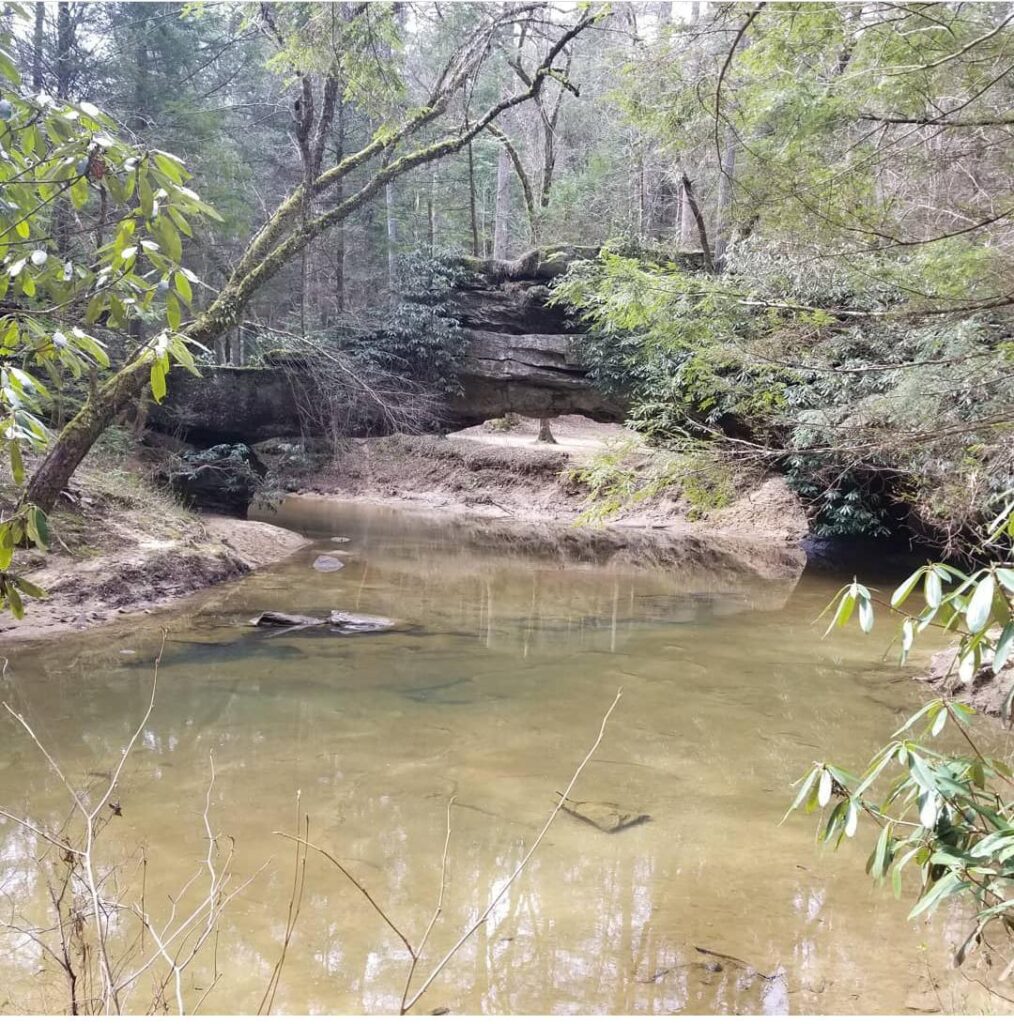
[891,567,925,609]
[14,577,46,599]
[781,765,820,822]
[871,824,893,880]
[5,579,24,619]
[930,707,947,737]
[174,270,192,305]
[925,570,943,608]
[858,596,873,633]
[966,574,995,633]
[26,505,49,549]
[69,174,89,209]
[150,359,167,403]
[908,872,970,920]
[843,799,858,837]
[995,623,1014,672]
[996,568,1014,594]
[8,439,24,486]
[139,169,154,219]
[165,292,181,330]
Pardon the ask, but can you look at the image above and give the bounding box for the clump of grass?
[563,438,742,525]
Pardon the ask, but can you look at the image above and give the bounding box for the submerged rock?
[328,611,396,634]
[558,795,651,833]
[312,555,345,572]
[248,610,397,635]
[250,611,323,627]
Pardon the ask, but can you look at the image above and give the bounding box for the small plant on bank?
[788,497,1014,968]
[564,439,738,525]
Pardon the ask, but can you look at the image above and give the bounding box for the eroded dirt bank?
[0,514,307,644]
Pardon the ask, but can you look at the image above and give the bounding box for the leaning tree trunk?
[24,306,229,512]
[24,358,150,511]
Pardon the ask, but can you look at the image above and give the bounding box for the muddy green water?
[0,499,1004,1014]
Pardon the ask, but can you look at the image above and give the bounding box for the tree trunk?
[680,172,715,273]
[52,2,74,255]
[385,181,397,291]
[537,417,557,444]
[31,2,44,91]
[492,143,511,259]
[427,166,436,253]
[55,2,71,99]
[467,142,480,256]
[713,132,737,268]
[25,357,150,511]
[334,94,345,313]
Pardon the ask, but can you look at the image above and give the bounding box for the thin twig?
[401,689,623,1012]
[400,796,455,1013]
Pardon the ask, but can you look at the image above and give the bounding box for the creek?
[0,498,999,1013]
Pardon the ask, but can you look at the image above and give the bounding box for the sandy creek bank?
[2,416,807,642]
[0,515,307,643]
[259,418,809,582]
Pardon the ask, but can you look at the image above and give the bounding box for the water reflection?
[0,499,998,1012]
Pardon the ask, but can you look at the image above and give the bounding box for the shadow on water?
[0,496,999,1013]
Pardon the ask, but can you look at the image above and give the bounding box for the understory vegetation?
[789,499,1014,966]
[556,247,1013,546]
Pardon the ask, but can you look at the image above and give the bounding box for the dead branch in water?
[277,688,623,1014]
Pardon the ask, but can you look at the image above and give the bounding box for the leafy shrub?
[789,499,1014,961]
[552,244,1013,547]
[340,248,472,395]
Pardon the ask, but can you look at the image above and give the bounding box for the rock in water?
[328,611,396,634]
[313,555,345,573]
[248,610,397,635]
[558,795,651,834]
[250,611,324,627]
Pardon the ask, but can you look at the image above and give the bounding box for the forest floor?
[0,441,307,644]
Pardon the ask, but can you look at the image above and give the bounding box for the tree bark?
[31,2,44,91]
[385,180,398,291]
[334,93,345,313]
[713,132,737,268]
[680,172,715,273]
[492,141,512,259]
[55,2,72,99]
[467,142,481,256]
[489,125,537,244]
[537,417,557,444]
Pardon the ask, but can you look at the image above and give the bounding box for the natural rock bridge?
[151,249,629,445]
